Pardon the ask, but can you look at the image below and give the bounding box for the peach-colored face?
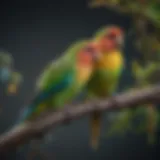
[77,42,101,67]
[98,27,124,52]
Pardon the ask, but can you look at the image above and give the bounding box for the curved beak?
[116,35,124,47]
[92,51,103,62]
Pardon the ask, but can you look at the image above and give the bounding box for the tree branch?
[0,84,160,153]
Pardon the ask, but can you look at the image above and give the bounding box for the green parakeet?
[17,40,102,124]
[86,26,125,149]
[13,40,103,159]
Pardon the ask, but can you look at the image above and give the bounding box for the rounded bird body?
[88,50,124,96]
[18,40,102,123]
[86,26,125,150]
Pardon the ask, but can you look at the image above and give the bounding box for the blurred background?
[0,0,159,159]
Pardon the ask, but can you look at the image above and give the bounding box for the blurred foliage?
[131,61,159,145]
[89,0,160,64]
[106,61,159,144]
[132,60,160,85]
[0,51,23,95]
[88,0,160,144]
[0,51,13,67]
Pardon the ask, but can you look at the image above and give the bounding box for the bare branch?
[0,84,160,153]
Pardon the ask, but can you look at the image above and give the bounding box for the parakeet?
[86,26,125,149]
[17,40,102,124]
[14,40,103,159]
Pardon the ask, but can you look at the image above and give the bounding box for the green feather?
[93,26,109,41]
[85,27,124,149]
[19,39,93,122]
[93,25,118,41]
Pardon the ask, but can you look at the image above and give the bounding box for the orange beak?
[116,35,124,47]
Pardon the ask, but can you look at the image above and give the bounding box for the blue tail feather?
[16,104,35,124]
[14,73,73,154]
[16,73,73,124]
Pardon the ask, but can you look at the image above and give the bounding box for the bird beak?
[116,35,124,47]
[93,51,102,62]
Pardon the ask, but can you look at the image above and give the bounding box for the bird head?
[95,26,124,53]
[77,41,102,68]
[75,40,103,83]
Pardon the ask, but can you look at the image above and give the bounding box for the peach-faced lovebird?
[17,40,102,124]
[13,40,103,159]
[86,26,125,149]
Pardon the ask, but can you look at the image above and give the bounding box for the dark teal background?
[0,0,159,159]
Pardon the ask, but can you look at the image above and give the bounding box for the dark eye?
[106,33,116,39]
[84,47,95,53]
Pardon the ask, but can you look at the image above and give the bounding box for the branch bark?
[0,84,160,153]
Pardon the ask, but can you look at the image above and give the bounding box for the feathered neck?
[76,63,93,85]
[96,50,124,70]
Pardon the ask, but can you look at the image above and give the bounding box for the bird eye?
[106,33,116,40]
[84,46,95,53]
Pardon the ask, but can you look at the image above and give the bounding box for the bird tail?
[90,112,101,150]
[14,105,32,126]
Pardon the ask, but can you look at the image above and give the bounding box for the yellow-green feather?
[19,40,93,122]
[86,49,124,150]
[93,25,116,41]
[87,26,124,150]
[87,51,124,96]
